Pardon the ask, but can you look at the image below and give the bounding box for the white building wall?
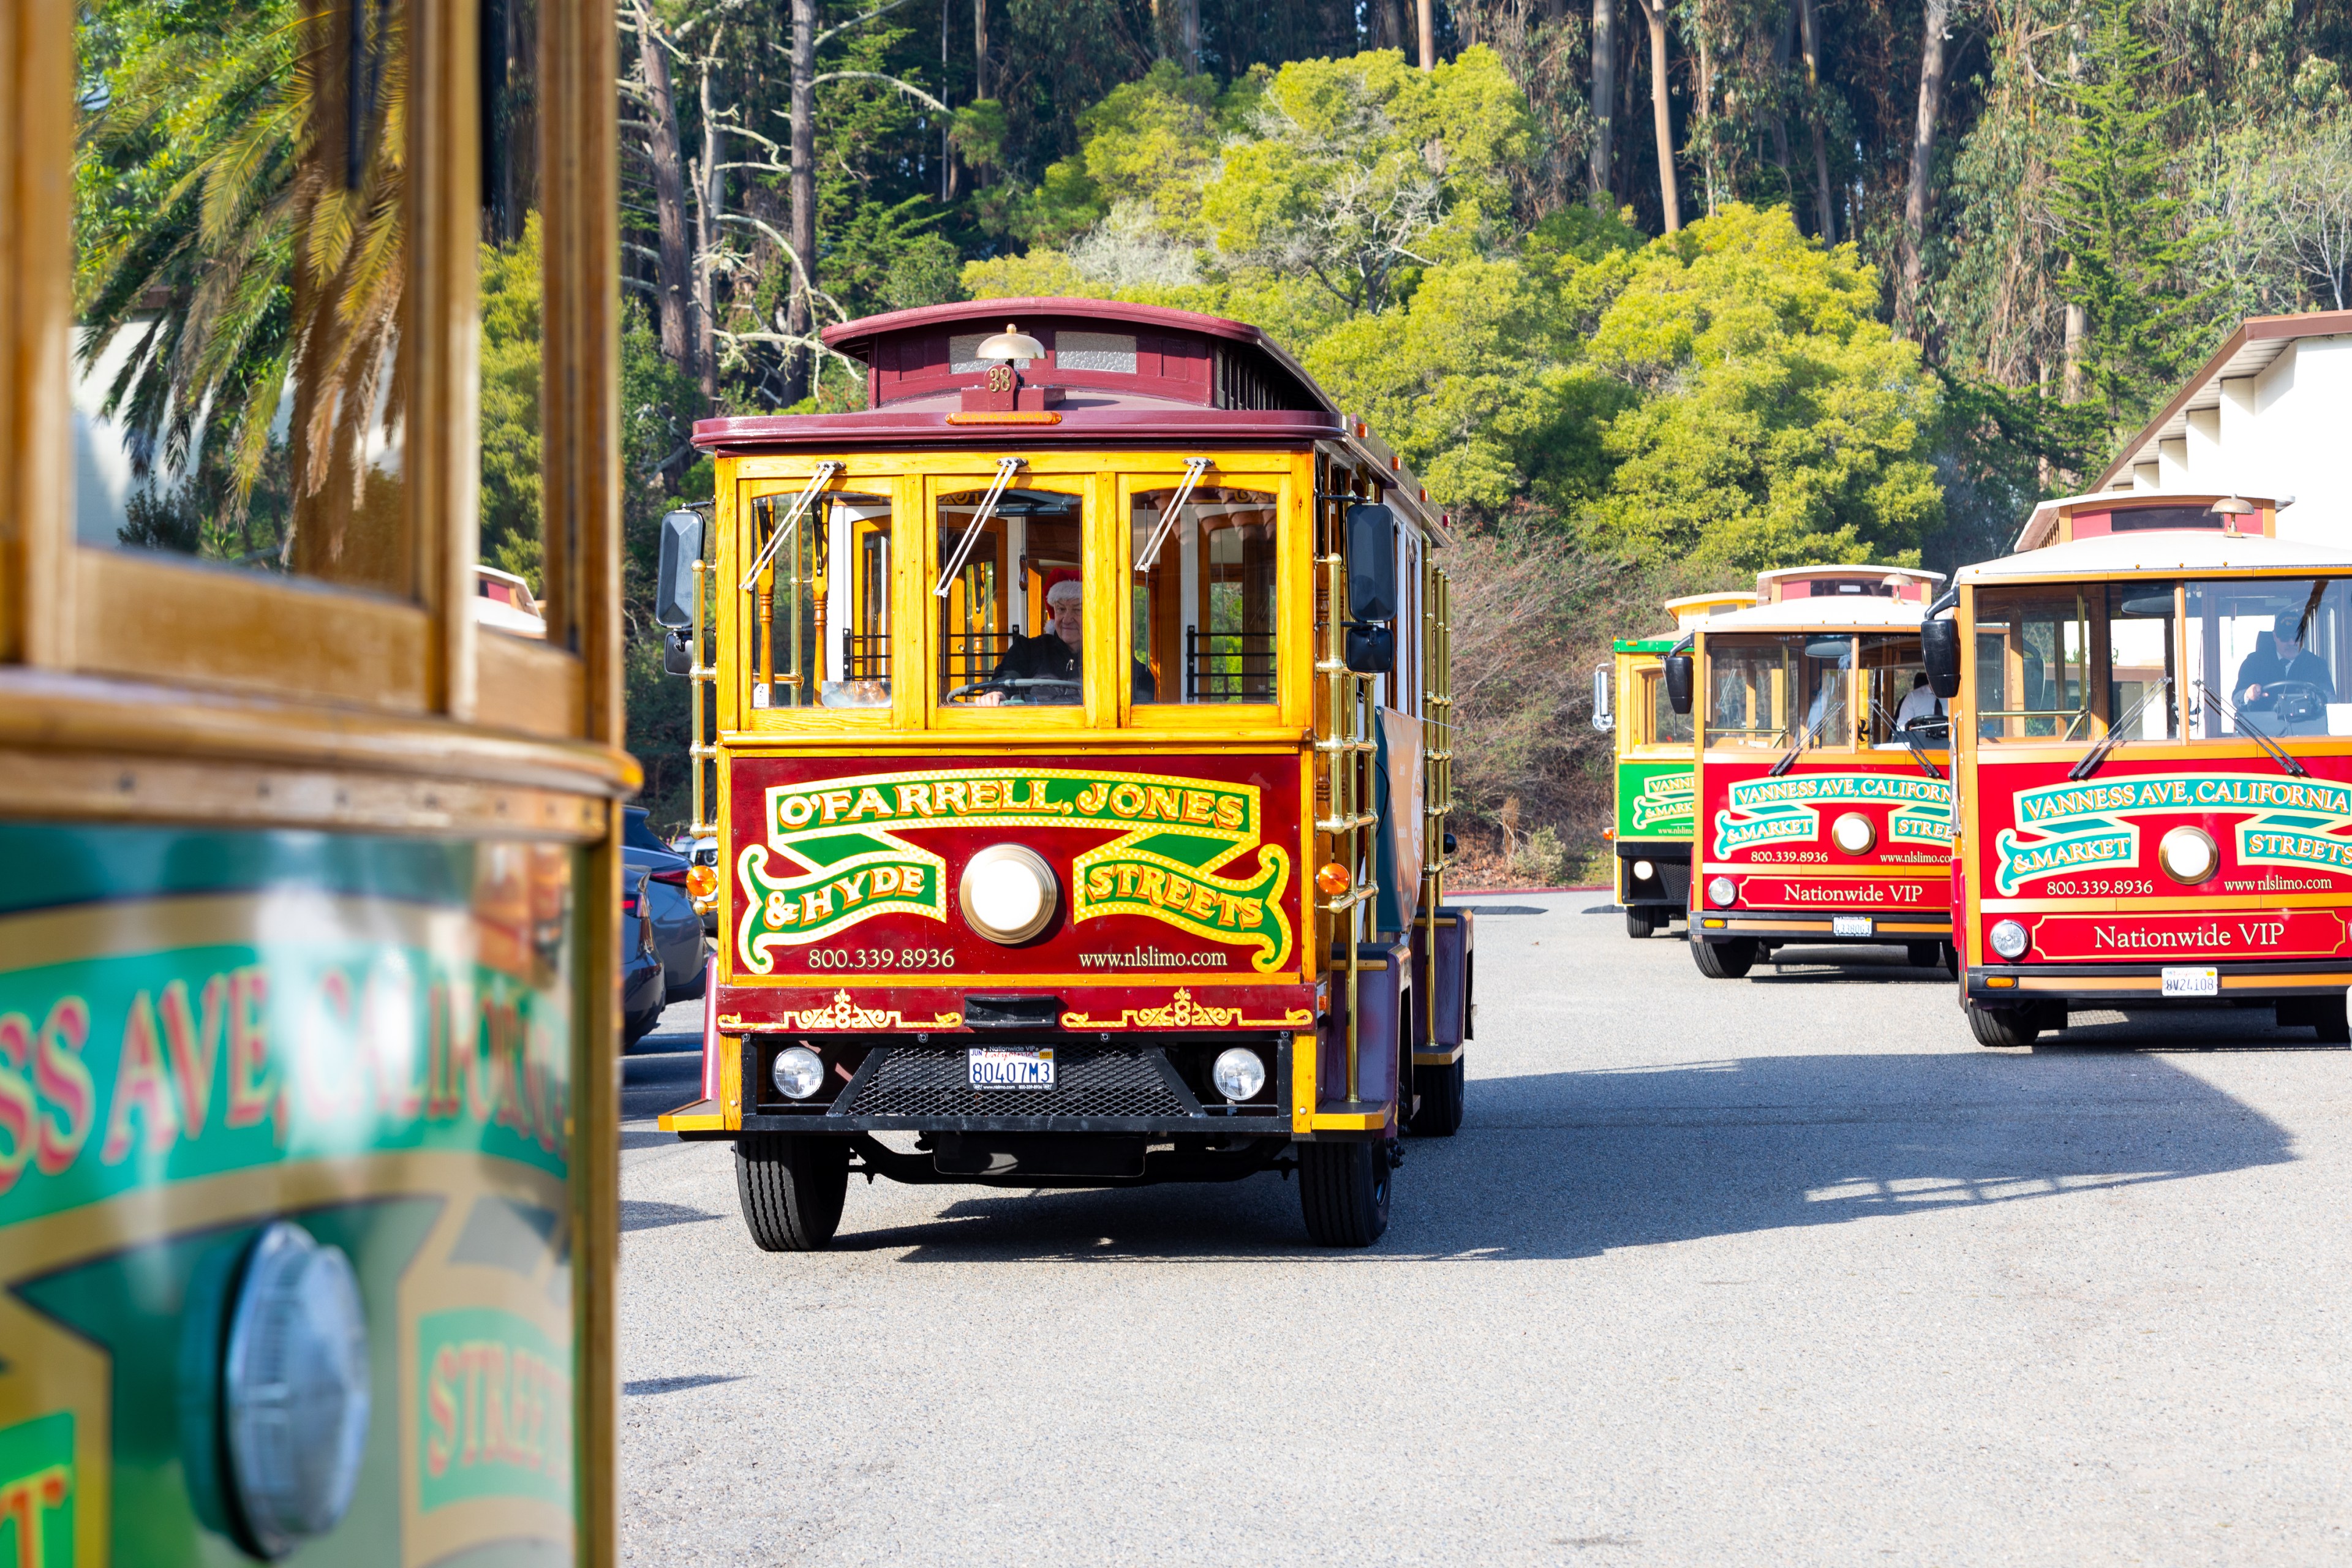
[2125,334,2352,551]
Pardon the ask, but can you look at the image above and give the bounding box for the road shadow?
[622,1037,702,1148]
[820,1035,2300,1264]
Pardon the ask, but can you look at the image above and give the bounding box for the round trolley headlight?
[1212,1047,1267,1101]
[958,845,1059,944]
[1989,919,2030,960]
[1707,876,1738,909]
[223,1222,372,1558]
[2158,825,2220,885]
[771,1045,825,1100]
[1830,812,1877,855]
[1632,859,1656,881]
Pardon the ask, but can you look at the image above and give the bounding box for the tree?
[1629,0,1680,230]
[1896,0,1951,339]
[1579,205,1945,569]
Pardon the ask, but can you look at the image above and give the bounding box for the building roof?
[2096,310,2352,491]
[1959,527,2352,583]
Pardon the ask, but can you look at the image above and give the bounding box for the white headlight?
[1212,1048,1266,1101]
[1708,876,1738,908]
[1632,859,1656,881]
[771,1045,825,1099]
[2159,825,2218,884]
[1989,919,2029,960]
[1831,812,1877,854]
[958,845,1058,943]
[224,1223,371,1556]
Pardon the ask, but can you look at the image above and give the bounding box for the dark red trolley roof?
[690,297,1346,454]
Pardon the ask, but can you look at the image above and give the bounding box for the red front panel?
[715,751,1311,1031]
[1965,755,2352,967]
[1695,754,1954,918]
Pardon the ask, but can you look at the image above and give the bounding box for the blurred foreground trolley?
[654,300,1472,1248]
[2,2,635,1562]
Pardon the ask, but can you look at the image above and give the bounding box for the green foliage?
[2049,0,2214,434]
[1580,206,1943,570]
[479,215,543,590]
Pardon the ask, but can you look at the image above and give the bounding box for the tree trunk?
[1768,2,1793,202]
[694,47,722,406]
[940,0,954,201]
[1695,10,1716,218]
[1897,0,1950,339]
[636,0,695,383]
[973,0,988,100]
[2063,293,2085,405]
[1178,0,1200,69]
[1796,0,1834,244]
[1417,0,1435,67]
[1591,0,1615,204]
[1633,0,1679,231]
[783,0,816,406]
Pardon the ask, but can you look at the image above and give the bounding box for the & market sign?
[1711,772,1953,858]
[1996,772,2352,894]
[736,767,1295,974]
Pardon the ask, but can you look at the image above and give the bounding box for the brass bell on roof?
[975,323,1046,363]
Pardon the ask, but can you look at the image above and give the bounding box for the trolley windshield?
[1974,575,2352,743]
[1707,633,1852,752]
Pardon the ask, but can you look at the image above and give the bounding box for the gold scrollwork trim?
[718,993,963,1031]
[1060,988,1313,1030]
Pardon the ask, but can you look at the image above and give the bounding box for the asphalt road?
[618,895,2352,1566]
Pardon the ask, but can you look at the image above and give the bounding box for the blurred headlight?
[2159,825,2218,884]
[1989,919,2029,960]
[771,1046,825,1100]
[1707,876,1737,908]
[1830,812,1877,854]
[959,845,1058,943]
[1632,859,1655,881]
[1211,1048,1266,1101]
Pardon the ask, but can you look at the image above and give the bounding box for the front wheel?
[735,1134,850,1251]
[1299,1140,1392,1246]
[1691,937,1758,979]
[1967,1000,2052,1048]
[1408,1057,1464,1136]
[1624,908,1656,939]
[1907,941,1944,970]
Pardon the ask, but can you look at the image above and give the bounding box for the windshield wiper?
[2195,679,2310,777]
[932,456,1025,598]
[1874,698,1943,779]
[2070,676,2170,781]
[1769,706,1835,777]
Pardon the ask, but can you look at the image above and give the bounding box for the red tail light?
[649,867,689,886]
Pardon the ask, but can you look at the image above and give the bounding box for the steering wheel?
[1902,714,1951,741]
[2264,679,2329,724]
[943,677,1082,706]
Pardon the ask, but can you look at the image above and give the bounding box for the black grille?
[842,1046,1193,1120]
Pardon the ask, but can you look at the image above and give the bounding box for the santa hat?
[1044,571,1084,607]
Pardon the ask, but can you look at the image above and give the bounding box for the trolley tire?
[1967,1000,2048,1049]
[1408,1057,1464,1137]
[1906,941,1943,970]
[1624,908,1656,938]
[2307,993,2352,1044]
[1690,937,1758,979]
[734,1134,850,1252]
[1298,1140,1392,1247]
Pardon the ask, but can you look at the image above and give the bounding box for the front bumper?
[1692,908,1951,944]
[1966,959,2352,1005]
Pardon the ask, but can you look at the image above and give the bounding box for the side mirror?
[654,508,705,629]
[1591,665,1615,732]
[1923,615,1961,699]
[1345,502,1398,622]
[1345,622,1395,674]
[663,628,695,677]
[1665,652,1695,715]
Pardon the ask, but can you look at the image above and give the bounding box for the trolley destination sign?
[1711,772,1955,858]
[1995,772,2352,894]
[737,765,1297,973]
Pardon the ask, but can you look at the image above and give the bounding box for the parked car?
[621,868,665,1046]
[622,806,708,1005]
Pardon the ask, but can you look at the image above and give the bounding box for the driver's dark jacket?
[2233,644,2334,707]
[987,633,1159,700]
[990,631,1079,685]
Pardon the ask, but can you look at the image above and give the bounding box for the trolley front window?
[1131,485,1278,705]
[2185,577,2352,737]
[1974,587,2092,741]
[1859,634,1939,745]
[937,486,1090,707]
[1647,668,1692,745]
[1707,634,1852,750]
[747,489,894,709]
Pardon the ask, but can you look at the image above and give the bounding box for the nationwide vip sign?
[736,766,1297,974]
[1711,772,1954,858]
[1995,773,2352,895]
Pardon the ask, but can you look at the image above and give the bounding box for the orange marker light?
[1314,862,1352,897]
[686,864,718,900]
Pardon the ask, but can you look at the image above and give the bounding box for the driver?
[976,573,1085,705]
[1895,670,1945,728]
[2234,614,2334,709]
